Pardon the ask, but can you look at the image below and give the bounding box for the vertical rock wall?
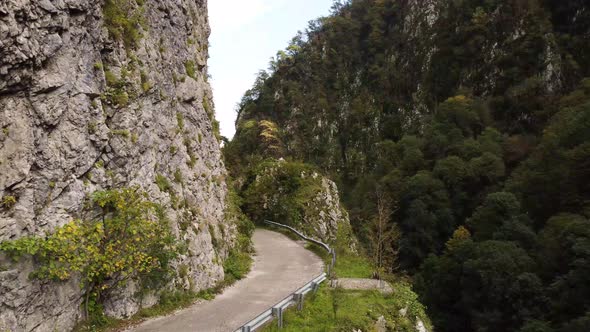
[0,0,234,330]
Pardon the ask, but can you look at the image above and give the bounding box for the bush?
[1,195,16,209]
[223,251,252,282]
[0,188,178,322]
[103,0,146,50]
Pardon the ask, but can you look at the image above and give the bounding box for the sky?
[208,0,334,139]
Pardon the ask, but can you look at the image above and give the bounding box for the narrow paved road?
[128,229,324,332]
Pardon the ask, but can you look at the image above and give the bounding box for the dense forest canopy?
[225,0,590,331]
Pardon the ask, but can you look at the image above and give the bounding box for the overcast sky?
[208,0,334,139]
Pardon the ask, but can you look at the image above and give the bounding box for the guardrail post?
[294,293,304,311]
[327,248,336,278]
[272,307,283,328]
[311,281,319,293]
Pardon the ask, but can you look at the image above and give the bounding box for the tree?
[467,192,527,241]
[399,171,454,269]
[368,190,401,278]
[539,214,590,325]
[417,240,543,332]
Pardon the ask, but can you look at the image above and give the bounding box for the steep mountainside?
[229,0,590,331]
[0,0,238,331]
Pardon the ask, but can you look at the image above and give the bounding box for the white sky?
[208,0,334,139]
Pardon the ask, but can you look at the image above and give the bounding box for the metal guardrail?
[264,220,336,276]
[234,221,336,332]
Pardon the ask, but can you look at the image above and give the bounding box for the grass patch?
[333,252,373,279]
[185,60,196,79]
[110,129,130,138]
[155,174,172,192]
[261,283,431,332]
[176,112,185,131]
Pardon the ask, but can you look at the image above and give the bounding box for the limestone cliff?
[0,0,234,331]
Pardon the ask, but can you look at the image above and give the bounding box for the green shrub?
[242,160,323,232]
[173,169,183,184]
[0,188,177,322]
[104,70,118,87]
[187,153,197,169]
[111,129,130,138]
[1,196,17,209]
[140,71,151,92]
[103,70,130,107]
[178,264,189,279]
[185,60,196,79]
[87,122,97,134]
[176,112,185,130]
[223,251,252,282]
[103,0,146,50]
[155,174,172,192]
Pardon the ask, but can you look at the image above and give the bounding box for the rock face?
[304,175,351,242]
[243,160,352,244]
[0,0,234,331]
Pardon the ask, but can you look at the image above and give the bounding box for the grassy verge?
[333,251,373,278]
[262,283,431,332]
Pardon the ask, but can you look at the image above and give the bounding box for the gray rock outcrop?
[0,0,235,331]
[246,160,353,244]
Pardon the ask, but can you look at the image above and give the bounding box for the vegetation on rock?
[103,0,147,50]
[0,188,177,325]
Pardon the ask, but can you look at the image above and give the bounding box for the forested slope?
[226,1,590,331]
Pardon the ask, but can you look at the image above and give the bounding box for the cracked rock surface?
[0,0,234,331]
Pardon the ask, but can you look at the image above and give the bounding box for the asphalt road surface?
[127,229,324,332]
